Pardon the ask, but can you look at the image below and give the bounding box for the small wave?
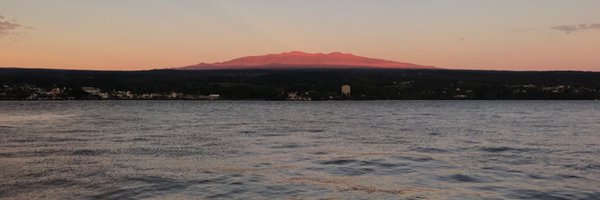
[438,174,484,183]
[340,185,405,195]
[337,167,375,176]
[132,137,149,141]
[72,149,105,156]
[361,160,401,168]
[258,133,288,137]
[319,159,356,165]
[311,151,329,155]
[395,156,434,162]
[313,159,412,176]
[411,147,448,153]
[0,149,64,158]
[0,178,79,199]
[91,176,191,199]
[270,143,302,149]
[564,163,600,171]
[239,130,257,134]
[47,137,88,142]
[253,163,272,168]
[552,174,584,180]
[9,138,35,143]
[0,152,14,158]
[479,146,532,153]
[54,129,99,134]
[506,189,600,200]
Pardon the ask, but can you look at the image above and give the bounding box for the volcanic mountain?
[177,51,436,70]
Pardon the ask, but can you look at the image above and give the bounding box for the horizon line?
[1,66,598,73]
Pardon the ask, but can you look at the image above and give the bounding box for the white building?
[208,94,220,100]
[47,88,63,96]
[81,87,109,98]
[81,87,101,95]
[341,85,351,96]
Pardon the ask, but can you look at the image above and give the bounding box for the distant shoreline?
[1,99,599,102]
[2,68,600,100]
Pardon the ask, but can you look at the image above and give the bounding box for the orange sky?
[1,1,600,71]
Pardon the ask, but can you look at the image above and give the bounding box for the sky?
[1,0,599,71]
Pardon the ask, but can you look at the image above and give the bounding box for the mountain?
[177,51,437,70]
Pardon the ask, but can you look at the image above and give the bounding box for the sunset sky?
[1,0,599,71]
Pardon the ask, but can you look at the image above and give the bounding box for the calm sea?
[0,101,599,199]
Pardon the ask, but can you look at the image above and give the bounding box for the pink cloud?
[551,23,600,34]
[0,14,30,38]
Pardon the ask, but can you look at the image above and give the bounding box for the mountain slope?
[177,51,436,70]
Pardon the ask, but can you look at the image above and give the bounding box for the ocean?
[0,101,599,199]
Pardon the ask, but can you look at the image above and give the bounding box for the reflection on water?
[0,101,599,199]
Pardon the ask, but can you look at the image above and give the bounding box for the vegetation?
[1,68,600,100]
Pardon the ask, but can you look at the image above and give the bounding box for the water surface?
[0,101,599,199]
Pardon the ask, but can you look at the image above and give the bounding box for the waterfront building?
[341,85,351,96]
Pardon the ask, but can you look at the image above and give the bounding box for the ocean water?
[0,101,599,199]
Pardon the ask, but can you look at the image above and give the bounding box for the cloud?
[0,15,29,38]
[550,23,600,34]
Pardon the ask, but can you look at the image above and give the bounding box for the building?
[170,92,181,98]
[81,87,101,95]
[208,94,221,100]
[47,88,64,96]
[287,92,310,101]
[114,90,134,99]
[341,85,351,96]
[81,87,109,99]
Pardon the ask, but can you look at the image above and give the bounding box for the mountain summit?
[177,51,436,70]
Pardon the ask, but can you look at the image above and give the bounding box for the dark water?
[0,101,599,199]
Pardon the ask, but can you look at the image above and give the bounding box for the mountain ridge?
[177,51,437,70]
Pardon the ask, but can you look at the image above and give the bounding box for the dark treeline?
[1,68,600,100]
